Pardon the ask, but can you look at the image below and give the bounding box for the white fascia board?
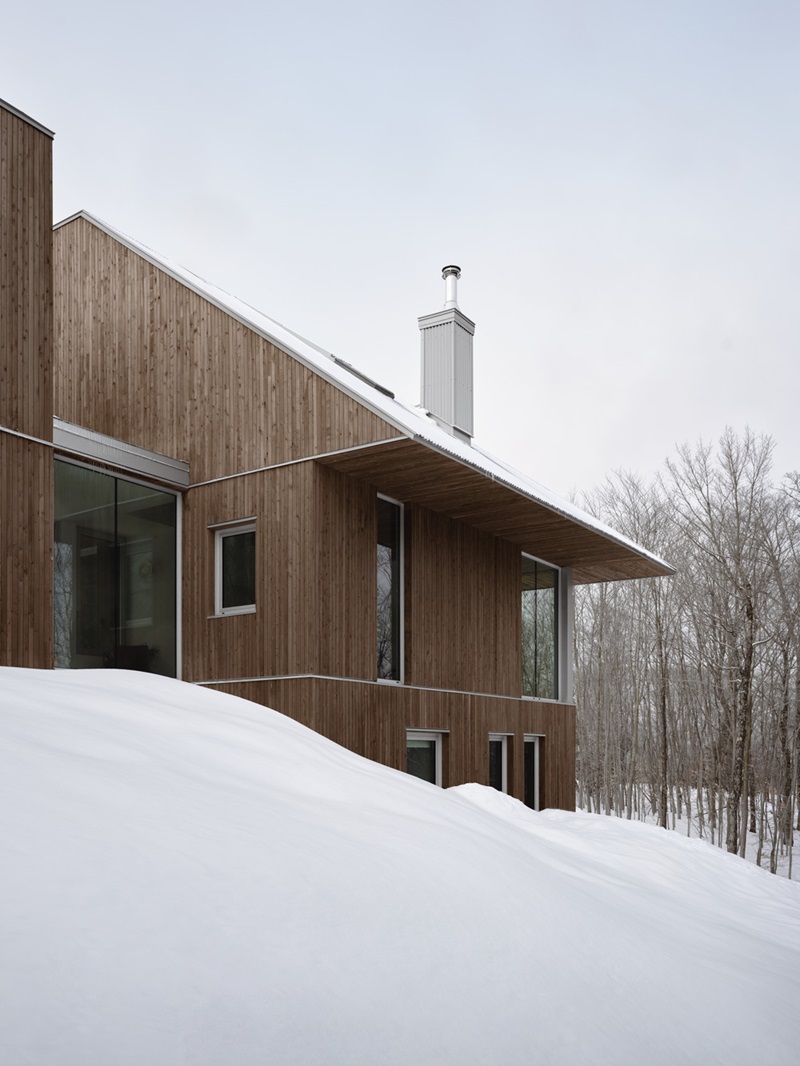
[53,418,189,488]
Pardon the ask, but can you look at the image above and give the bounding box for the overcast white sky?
[4,1,798,497]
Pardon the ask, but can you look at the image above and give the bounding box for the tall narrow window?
[377,495,402,680]
[521,555,559,699]
[489,734,509,793]
[214,523,256,616]
[524,735,541,810]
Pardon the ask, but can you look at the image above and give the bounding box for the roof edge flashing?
[0,98,55,138]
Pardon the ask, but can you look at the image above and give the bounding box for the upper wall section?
[53,216,401,483]
[0,102,53,439]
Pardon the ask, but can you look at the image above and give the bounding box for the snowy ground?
[2,668,799,1066]
[579,798,799,880]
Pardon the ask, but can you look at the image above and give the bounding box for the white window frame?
[377,493,404,684]
[406,729,443,787]
[524,734,543,811]
[489,732,511,793]
[212,519,256,617]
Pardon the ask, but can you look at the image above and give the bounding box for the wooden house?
[1,98,673,810]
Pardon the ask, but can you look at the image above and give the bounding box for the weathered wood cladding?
[183,463,317,681]
[184,461,525,696]
[53,218,401,484]
[405,504,520,695]
[208,677,576,811]
[0,106,53,440]
[0,105,53,667]
[183,462,376,683]
[314,464,375,680]
[0,434,53,666]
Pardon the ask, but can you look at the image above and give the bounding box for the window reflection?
[54,460,177,676]
[521,556,558,699]
[377,497,402,680]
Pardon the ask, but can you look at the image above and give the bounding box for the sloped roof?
[54,210,674,584]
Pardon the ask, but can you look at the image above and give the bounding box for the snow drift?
[1,668,799,1065]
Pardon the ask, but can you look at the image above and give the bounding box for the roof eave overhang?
[318,437,675,584]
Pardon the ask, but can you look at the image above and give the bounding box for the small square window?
[214,523,256,616]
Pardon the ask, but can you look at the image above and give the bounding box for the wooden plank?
[0,106,53,667]
[0,433,53,666]
[0,106,52,439]
[406,504,520,695]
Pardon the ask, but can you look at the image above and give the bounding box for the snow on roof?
[54,210,673,576]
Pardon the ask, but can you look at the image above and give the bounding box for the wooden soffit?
[318,438,674,585]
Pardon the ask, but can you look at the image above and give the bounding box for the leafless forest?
[575,429,799,876]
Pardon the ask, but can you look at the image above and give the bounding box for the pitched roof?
[54,210,674,584]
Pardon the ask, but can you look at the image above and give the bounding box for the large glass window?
[521,555,559,700]
[54,460,177,676]
[377,495,402,681]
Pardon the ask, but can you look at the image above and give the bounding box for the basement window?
[213,522,256,616]
[524,735,542,811]
[489,734,510,793]
[406,731,443,787]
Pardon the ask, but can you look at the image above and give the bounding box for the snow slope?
[2,668,799,1066]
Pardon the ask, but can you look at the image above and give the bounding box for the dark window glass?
[521,556,559,699]
[222,530,256,609]
[407,737,437,784]
[524,738,539,810]
[377,497,401,680]
[489,738,504,791]
[54,460,177,676]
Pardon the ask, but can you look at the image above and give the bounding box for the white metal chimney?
[418,265,475,441]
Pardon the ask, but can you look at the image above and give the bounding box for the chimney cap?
[442,265,461,310]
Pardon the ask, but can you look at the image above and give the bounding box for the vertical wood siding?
[208,677,576,811]
[0,107,53,667]
[314,465,375,680]
[183,463,317,681]
[405,504,520,695]
[0,434,53,666]
[183,463,376,684]
[0,107,52,439]
[53,218,400,484]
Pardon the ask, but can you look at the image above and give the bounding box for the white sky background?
[3,1,798,497]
